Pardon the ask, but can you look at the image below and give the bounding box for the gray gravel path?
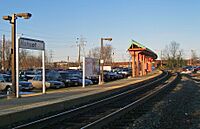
[129,75,200,129]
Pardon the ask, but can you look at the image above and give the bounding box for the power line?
[0,29,78,44]
[20,25,78,38]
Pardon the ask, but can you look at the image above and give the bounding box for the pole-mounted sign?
[16,37,46,98]
[19,37,45,50]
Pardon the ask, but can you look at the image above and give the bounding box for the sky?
[0,0,200,62]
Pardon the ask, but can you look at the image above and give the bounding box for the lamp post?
[100,38,112,84]
[3,13,32,96]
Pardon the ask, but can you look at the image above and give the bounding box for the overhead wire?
[0,29,130,61]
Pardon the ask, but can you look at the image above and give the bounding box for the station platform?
[0,70,162,128]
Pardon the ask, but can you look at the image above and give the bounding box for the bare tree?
[88,44,113,63]
[191,50,198,66]
[163,41,185,69]
[88,47,100,59]
[0,38,50,70]
[4,40,12,70]
[19,49,29,69]
[176,49,185,67]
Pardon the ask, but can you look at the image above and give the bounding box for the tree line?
[0,40,51,71]
[1,39,197,71]
[0,40,114,70]
[162,41,199,69]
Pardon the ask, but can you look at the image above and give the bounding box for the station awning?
[128,40,157,59]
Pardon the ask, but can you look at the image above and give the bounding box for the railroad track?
[12,71,173,129]
[104,73,180,129]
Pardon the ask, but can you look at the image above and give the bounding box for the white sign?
[19,37,45,50]
[85,57,100,77]
[100,59,104,64]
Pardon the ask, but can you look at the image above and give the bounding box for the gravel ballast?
[129,75,200,129]
[110,75,200,129]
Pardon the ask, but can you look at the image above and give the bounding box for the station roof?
[128,40,158,59]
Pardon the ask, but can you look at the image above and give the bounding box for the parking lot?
[0,67,132,98]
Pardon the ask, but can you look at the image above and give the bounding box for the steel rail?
[81,73,178,129]
[12,71,169,129]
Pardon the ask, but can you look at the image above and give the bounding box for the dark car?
[59,71,93,86]
[59,71,81,86]
[86,75,99,84]
[20,70,37,80]
[19,81,34,91]
[104,71,116,82]
[194,66,200,72]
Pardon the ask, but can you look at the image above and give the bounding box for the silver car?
[29,75,65,89]
[0,74,12,95]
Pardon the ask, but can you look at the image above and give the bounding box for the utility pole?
[2,34,5,71]
[76,38,80,67]
[100,38,112,84]
[67,56,70,62]
[11,14,17,95]
[80,36,86,57]
[76,36,86,68]
[191,49,194,66]
[67,56,70,68]
[49,50,53,69]
[49,49,53,63]
[161,50,163,67]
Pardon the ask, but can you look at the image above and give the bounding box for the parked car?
[80,78,93,86]
[29,75,65,89]
[194,66,200,72]
[0,74,12,94]
[86,75,99,84]
[3,74,33,91]
[112,67,132,78]
[19,77,34,91]
[0,74,34,95]
[69,70,93,86]
[104,72,114,82]
[181,66,194,74]
[3,74,34,91]
[19,81,33,91]
[59,71,81,86]
[45,70,63,81]
[20,70,37,80]
[59,71,93,86]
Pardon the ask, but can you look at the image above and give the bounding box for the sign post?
[82,57,85,88]
[16,37,19,98]
[42,50,45,93]
[16,37,45,98]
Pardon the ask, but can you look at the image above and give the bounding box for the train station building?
[128,40,158,77]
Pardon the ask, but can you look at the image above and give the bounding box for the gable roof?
[128,40,146,49]
[128,39,157,59]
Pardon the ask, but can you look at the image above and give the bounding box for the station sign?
[16,37,46,98]
[19,37,45,50]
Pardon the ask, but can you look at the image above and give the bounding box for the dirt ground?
[130,75,200,129]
